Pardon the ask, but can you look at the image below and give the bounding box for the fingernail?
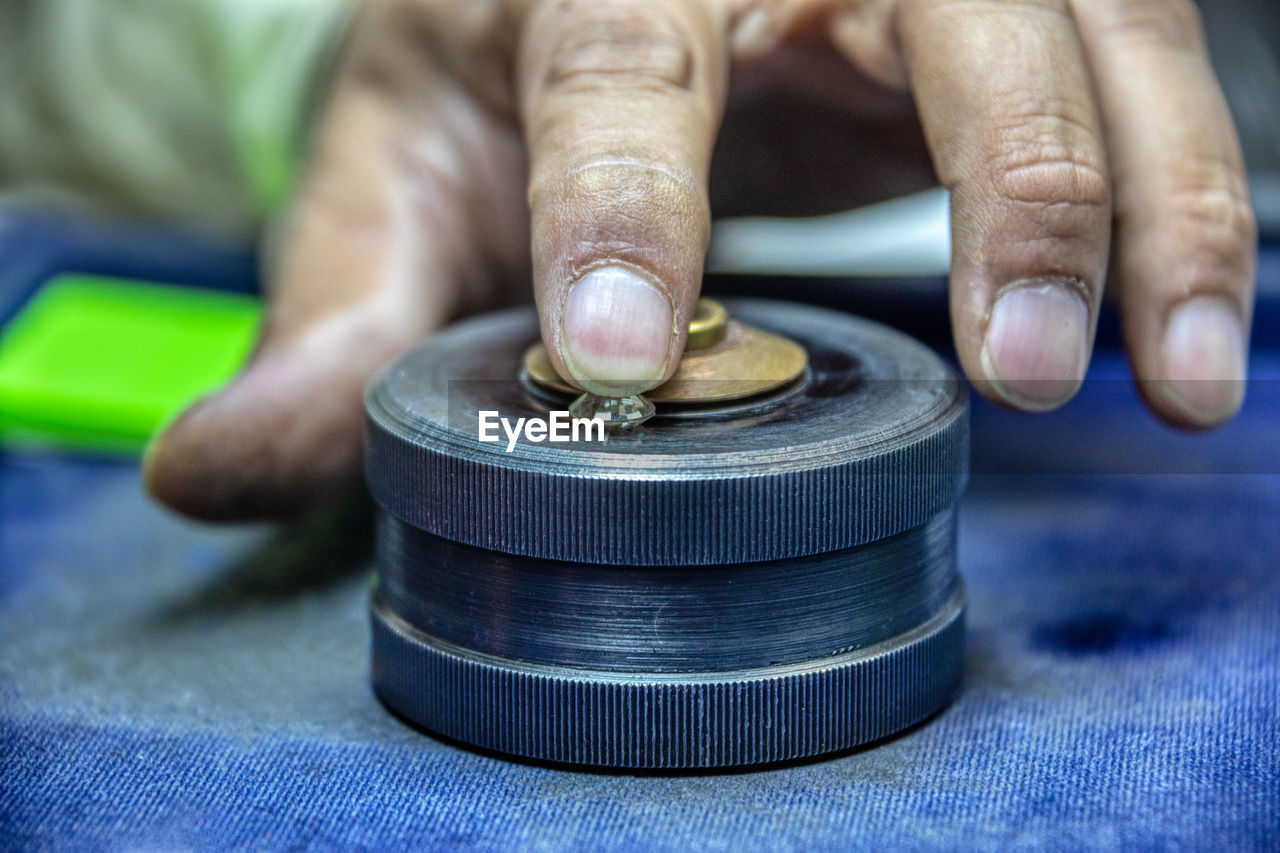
[560,265,674,395]
[979,279,1089,411]
[1161,296,1246,425]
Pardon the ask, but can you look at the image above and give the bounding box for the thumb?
[147,51,456,519]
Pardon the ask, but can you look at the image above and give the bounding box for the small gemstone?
[568,393,655,429]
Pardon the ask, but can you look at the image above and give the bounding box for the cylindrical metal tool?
[365,299,968,768]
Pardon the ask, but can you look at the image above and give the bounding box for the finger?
[519,0,726,395]
[898,0,1112,411]
[144,11,524,520]
[1072,0,1255,428]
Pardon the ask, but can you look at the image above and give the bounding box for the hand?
[145,0,1256,520]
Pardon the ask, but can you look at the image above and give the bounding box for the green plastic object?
[0,275,261,454]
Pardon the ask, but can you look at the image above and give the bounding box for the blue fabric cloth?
[4,367,1278,851]
[1,226,1278,849]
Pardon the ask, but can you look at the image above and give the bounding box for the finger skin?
[145,4,526,520]
[519,0,726,395]
[1072,0,1256,429]
[897,0,1113,411]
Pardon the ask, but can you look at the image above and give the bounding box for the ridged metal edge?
[370,587,965,769]
[365,408,968,565]
[363,300,970,566]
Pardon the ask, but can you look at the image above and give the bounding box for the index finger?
[518,0,725,395]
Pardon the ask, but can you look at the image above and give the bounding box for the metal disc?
[377,509,957,672]
[371,586,965,769]
[365,299,968,566]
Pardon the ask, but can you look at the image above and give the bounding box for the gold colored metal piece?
[523,298,808,405]
[685,298,729,350]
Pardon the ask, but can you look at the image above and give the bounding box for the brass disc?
[522,299,808,404]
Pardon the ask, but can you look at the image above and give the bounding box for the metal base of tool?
[371,588,964,769]
[365,300,969,768]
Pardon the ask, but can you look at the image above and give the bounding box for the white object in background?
[706,187,952,278]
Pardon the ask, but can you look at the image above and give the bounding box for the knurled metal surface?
[364,299,969,566]
[371,587,965,769]
[377,511,958,673]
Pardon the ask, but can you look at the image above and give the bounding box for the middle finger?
[897,0,1112,410]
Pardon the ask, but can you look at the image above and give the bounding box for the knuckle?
[989,109,1111,214]
[534,159,709,223]
[1166,167,1257,272]
[541,1,695,95]
[994,156,1111,212]
[1097,0,1205,51]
